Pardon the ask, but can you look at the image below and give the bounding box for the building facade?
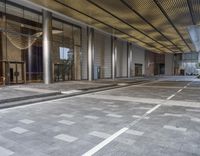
[0,0,197,86]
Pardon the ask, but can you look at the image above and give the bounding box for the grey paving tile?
[54,134,78,143]
[57,120,75,125]
[0,146,14,156]
[125,129,144,136]
[132,115,149,119]
[59,114,74,118]
[163,113,183,117]
[84,115,99,120]
[106,113,123,118]
[19,119,35,124]
[163,125,187,132]
[10,127,29,134]
[89,131,109,139]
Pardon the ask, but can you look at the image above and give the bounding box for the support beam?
[127,43,133,78]
[111,36,117,80]
[87,27,94,81]
[43,10,52,84]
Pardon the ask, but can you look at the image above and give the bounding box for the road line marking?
[177,89,183,93]
[146,104,161,114]
[82,127,128,156]
[167,94,175,100]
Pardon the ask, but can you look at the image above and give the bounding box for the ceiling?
[27,0,200,54]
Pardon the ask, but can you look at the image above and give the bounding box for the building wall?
[165,53,174,75]
[132,45,145,76]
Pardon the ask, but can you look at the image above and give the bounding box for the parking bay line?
[82,104,161,156]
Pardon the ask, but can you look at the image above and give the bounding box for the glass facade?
[0,0,81,85]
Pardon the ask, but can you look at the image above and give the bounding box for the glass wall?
[0,0,43,84]
[52,19,81,82]
[0,0,82,85]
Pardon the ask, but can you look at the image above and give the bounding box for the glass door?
[9,62,25,84]
[54,64,64,82]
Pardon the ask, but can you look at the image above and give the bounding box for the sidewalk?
[0,78,150,105]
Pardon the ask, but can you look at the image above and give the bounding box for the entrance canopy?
[27,0,199,53]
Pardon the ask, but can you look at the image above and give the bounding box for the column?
[127,42,133,78]
[111,36,117,80]
[87,27,94,81]
[43,10,52,84]
[28,36,32,82]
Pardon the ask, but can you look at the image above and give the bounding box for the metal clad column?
[43,10,52,84]
[111,36,117,80]
[87,27,94,81]
[128,43,133,78]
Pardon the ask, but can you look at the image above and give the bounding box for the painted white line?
[177,89,183,93]
[82,127,128,156]
[167,94,175,100]
[146,104,161,114]
[184,86,187,89]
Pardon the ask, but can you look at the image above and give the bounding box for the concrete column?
[43,10,52,84]
[87,27,94,81]
[111,36,117,80]
[127,43,133,78]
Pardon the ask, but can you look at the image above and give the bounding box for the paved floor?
[0,78,149,102]
[0,76,200,156]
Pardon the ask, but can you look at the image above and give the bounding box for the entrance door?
[54,64,64,82]
[9,62,24,84]
[135,64,143,76]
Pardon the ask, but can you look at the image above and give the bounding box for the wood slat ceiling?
[28,0,198,53]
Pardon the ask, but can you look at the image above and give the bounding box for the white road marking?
[82,127,128,156]
[177,89,183,93]
[83,104,160,156]
[146,104,161,114]
[167,94,175,100]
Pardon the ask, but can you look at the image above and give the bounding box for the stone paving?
[0,76,199,156]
